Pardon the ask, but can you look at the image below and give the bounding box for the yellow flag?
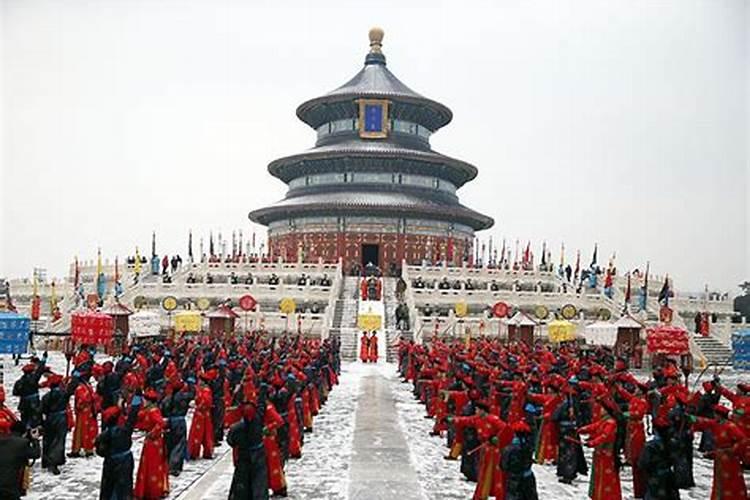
[134,247,142,275]
[50,281,57,314]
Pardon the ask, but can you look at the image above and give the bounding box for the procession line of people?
[398,337,749,500]
[2,332,341,500]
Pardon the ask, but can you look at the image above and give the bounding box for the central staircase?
[330,276,360,360]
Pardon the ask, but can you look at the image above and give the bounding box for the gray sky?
[1,0,748,293]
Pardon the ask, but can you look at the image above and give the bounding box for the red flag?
[523,242,531,265]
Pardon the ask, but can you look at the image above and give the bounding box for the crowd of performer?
[398,337,749,500]
[1,333,341,500]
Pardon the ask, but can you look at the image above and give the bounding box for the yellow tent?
[548,319,576,342]
[174,311,202,332]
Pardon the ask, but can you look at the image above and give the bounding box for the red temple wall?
[269,231,470,272]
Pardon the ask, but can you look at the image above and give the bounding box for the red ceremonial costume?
[263,402,287,494]
[134,403,169,499]
[579,416,622,500]
[359,333,370,363]
[71,380,98,455]
[188,385,214,459]
[368,333,379,363]
[453,412,513,500]
[692,412,748,500]
[526,390,562,464]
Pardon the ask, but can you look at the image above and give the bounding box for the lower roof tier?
[248,189,494,231]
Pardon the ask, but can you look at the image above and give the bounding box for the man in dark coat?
[40,373,74,474]
[12,353,48,429]
[501,421,539,500]
[0,420,41,500]
[227,402,269,500]
[96,361,122,410]
[210,363,227,444]
[161,380,194,476]
[638,426,680,500]
[552,393,588,483]
[95,393,142,500]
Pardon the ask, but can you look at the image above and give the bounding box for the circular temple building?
[249,28,493,273]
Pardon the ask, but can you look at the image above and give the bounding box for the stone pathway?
[348,366,423,500]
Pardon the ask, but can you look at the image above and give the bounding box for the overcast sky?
[1,0,748,293]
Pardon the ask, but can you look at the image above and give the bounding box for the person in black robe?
[209,361,227,444]
[227,402,269,500]
[95,393,142,500]
[501,421,539,500]
[695,381,719,454]
[161,380,194,476]
[552,394,588,483]
[637,425,680,500]
[270,385,291,463]
[668,401,695,490]
[12,353,48,429]
[0,421,40,500]
[459,399,479,482]
[96,362,122,410]
[40,373,75,474]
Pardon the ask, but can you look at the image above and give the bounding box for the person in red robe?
[188,374,214,460]
[360,278,368,300]
[526,383,563,465]
[615,384,647,498]
[450,400,513,500]
[717,381,750,467]
[134,389,169,500]
[286,393,302,459]
[578,414,622,500]
[263,401,287,496]
[69,374,98,457]
[690,405,748,500]
[368,331,379,363]
[359,332,370,363]
[0,386,18,430]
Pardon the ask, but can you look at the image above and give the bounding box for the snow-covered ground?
[391,363,750,500]
[2,354,747,499]
[200,362,360,500]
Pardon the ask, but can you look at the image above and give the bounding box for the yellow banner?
[548,320,576,342]
[175,312,202,332]
[357,313,382,331]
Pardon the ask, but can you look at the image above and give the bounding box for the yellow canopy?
[174,311,202,332]
[548,319,576,342]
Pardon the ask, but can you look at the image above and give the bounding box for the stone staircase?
[329,276,360,360]
[693,334,733,366]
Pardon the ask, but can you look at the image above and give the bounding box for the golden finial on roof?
[369,27,384,54]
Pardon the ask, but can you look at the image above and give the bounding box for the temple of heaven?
[249,28,494,273]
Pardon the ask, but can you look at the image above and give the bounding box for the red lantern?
[239,294,257,312]
[492,301,509,318]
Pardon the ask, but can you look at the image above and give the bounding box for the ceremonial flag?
[560,243,565,267]
[658,275,670,306]
[134,247,142,275]
[574,250,580,280]
[188,231,194,262]
[96,248,106,301]
[31,274,40,321]
[151,231,156,258]
[514,239,519,265]
[74,257,80,289]
[238,230,243,257]
[114,256,119,282]
[500,239,506,265]
[488,236,493,265]
[50,280,58,315]
[639,261,649,311]
[625,272,631,304]
[481,241,486,265]
[523,242,531,265]
[541,241,547,266]
[210,232,215,257]
[232,231,237,258]
[252,231,256,252]
[590,243,598,268]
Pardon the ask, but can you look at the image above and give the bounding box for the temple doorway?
[361,243,379,270]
